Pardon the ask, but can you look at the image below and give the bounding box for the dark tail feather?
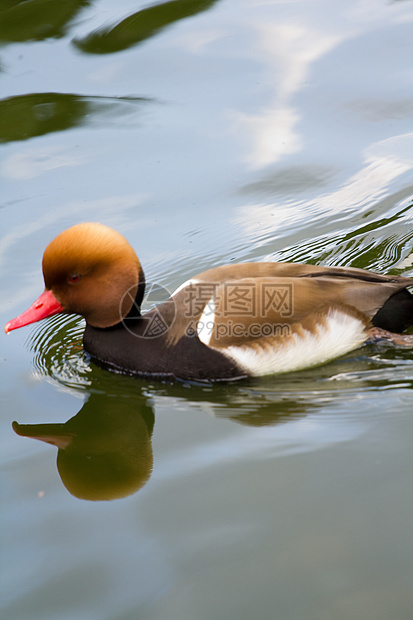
[372,288,413,333]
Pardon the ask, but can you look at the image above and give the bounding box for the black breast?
[83,318,246,382]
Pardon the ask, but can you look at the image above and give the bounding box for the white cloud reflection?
[232,23,343,169]
[235,132,413,237]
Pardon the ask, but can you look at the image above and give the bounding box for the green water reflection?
[0,93,149,143]
[0,0,89,43]
[74,0,220,54]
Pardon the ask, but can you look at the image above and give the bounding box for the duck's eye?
[69,274,81,284]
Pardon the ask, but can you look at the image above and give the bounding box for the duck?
[5,222,413,382]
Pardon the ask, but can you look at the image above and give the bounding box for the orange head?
[5,223,144,333]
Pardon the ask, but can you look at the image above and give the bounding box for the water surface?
[1,1,413,619]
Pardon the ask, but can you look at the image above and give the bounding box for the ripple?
[28,314,92,391]
[266,196,413,272]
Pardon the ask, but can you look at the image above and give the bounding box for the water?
[1,1,413,618]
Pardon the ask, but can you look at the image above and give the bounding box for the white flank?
[219,309,368,377]
[197,297,215,345]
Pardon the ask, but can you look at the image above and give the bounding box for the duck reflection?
[12,370,319,501]
[13,312,390,501]
[13,391,154,501]
[13,315,337,502]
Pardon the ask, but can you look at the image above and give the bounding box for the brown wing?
[167,262,413,347]
[206,274,410,347]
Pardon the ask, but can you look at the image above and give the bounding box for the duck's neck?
[135,266,146,310]
[113,282,146,329]
[123,285,144,322]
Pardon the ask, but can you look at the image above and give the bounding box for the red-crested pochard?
[5,223,413,381]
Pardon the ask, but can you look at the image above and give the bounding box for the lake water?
[1,1,413,619]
